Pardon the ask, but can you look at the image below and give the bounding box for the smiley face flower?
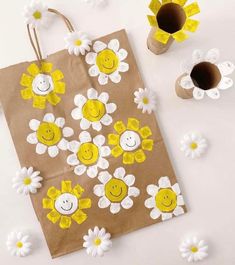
[94,167,140,214]
[71,88,117,131]
[43,181,91,229]
[27,113,74,158]
[67,131,111,178]
[85,39,129,85]
[145,176,185,221]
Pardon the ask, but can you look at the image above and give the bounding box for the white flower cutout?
[6,231,32,257]
[180,132,208,159]
[180,49,235,100]
[23,1,51,29]
[179,237,208,262]
[12,167,43,195]
[71,88,117,131]
[81,0,108,8]
[85,39,129,85]
[83,226,112,257]
[65,31,92,56]
[27,113,74,158]
[93,167,140,214]
[145,176,185,221]
[67,131,111,178]
[134,88,156,114]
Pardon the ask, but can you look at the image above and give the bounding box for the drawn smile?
[36,83,51,92]
[42,133,55,142]
[126,141,137,148]
[61,203,73,212]
[89,110,101,118]
[161,200,173,208]
[82,152,94,161]
[110,188,123,198]
[102,61,115,70]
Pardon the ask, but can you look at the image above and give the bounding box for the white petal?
[205,48,220,63]
[87,88,98,99]
[85,52,97,65]
[98,171,112,184]
[93,135,105,147]
[97,158,109,169]
[145,197,156,209]
[193,87,205,100]
[98,92,109,103]
[100,114,113,126]
[74,165,86,175]
[100,146,111,157]
[57,138,68,150]
[109,72,121,83]
[118,62,129,72]
[121,197,133,209]
[93,184,105,197]
[110,203,121,214]
[68,140,80,153]
[192,49,204,65]
[80,118,91,130]
[147,184,159,196]
[98,196,110,208]
[173,206,185,216]
[158,176,171,189]
[43,113,55,123]
[218,61,235,76]
[218,77,233,90]
[36,143,47,154]
[89,65,100,77]
[98,73,108,85]
[114,167,126,179]
[117,48,128,61]
[162,213,173,221]
[108,39,120,52]
[48,146,59,158]
[180,75,194,89]
[29,119,40,131]
[87,165,98,178]
[172,183,181,195]
[63,127,74,137]
[74,94,87,108]
[150,208,161,219]
[27,132,38,144]
[206,88,220,99]
[67,154,79,166]
[128,187,140,197]
[124,174,135,186]
[93,41,107,53]
[106,103,117,114]
[181,59,194,74]
[92,121,102,131]
[79,131,92,143]
[55,117,65,128]
[71,107,83,120]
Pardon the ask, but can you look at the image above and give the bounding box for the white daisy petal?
[68,140,80,153]
[29,119,40,131]
[55,117,65,128]
[74,165,86,175]
[97,158,109,169]
[147,184,159,196]
[218,61,235,76]
[118,62,129,72]
[43,113,55,123]
[87,88,98,99]
[218,77,233,90]
[150,208,161,219]
[79,131,92,143]
[57,138,68,151]
[48,146,59,158]
[145,197,156,209]
[173,206,184,216]
[113,167,126,179]
[162,213,173,221]
[180,75,194,89]
[74,94,87,108]
[27,132,38,144]
[98,92,109,103]
[93,135,105,147]
[192,49,204,65]
[100,114,113,126]
[109,72,121,83]
[171,183,181,195]
[100,146,111,157]
[110,203,121,214]
[80,118,91,130]
[71,107,83,120]
[123,174,135,186]
[98,73,108,85]
[92,121,102,131]
[205,48,220,63]
[108,39,120,52]
[36,143,47,155]
[206,88,220,99]
[128,187,140,197]
[89,65,100,77]
[121,197,133,209]
[87,165,98,178]
[98,171,112,184]
[98,196,111,208]
[63,127,74,137]
[93,41,107,53]
[67,154,79,166]
[158,176,171,188]
[93,184,105,196]
[117,48,128,61]
[85,52,97,65]
[193,87,205,100]
[106,103,117,114]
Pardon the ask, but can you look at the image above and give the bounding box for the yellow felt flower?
[20,62,66,109]
[42,180,91,229]
[108,118,154,165]
[147,0,200,44]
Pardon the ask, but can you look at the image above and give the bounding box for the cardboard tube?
[175,74,193,99]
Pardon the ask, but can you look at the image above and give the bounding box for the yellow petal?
[114,121,126,134]
[20,74,33,87]
[147,15,158,27]
[154,28,171,44]
[79,198,92,209]
[59,216,72,229]
[183,18,200,32]
[41,62,53,73]
[149,0,161,15]
[142,139,154,151]
[73,184,84,198]
[72,209,87,224]
[172,0,187,6]
[139,126,152,139]
[47,210,61,224]
[61,181,72,193]
[51,70,64,81]
[184,2,200,17]
[47,186,61,200]
[108,134,120,145]
[162,0,172,3]
[123,152,135,165]
[127,118,140,131]
[27,63,40,77]
[33,95,46,109]
[21,88,33,99]
[46,92,61,106]
[111,146,123,157]
[54,81,66,94]
[42,198,54,209]
[172,30,188,42]
[135,149,146,163]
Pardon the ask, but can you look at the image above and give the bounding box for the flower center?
[37,122,62,146]
[77,143,99,166]
[94,238,102,246]
[74,39,82,46]
[155,188,177,212]
[142,97,149,104]
[96,49,119,74]
[190,142,198,150]
[191,246,198,253]
[16,241,23,248]
[82,99,106,122]
[33,11,42,20]
[105,178,128,203]
[24,177,32,185]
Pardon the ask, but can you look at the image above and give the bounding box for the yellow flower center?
[96,49,119,74]
[82,99,106,122]
[33,11,42,20]
[24,177,32,185]
[16,241,23,248]
[77,143,99,165]
[105,178,128,203]
[142,97,149,104]
[74,39,82,46]
[191,246,198,253]
[190,142,198,150]
[37,122,62,146]
[155,188,177,212]
[94,238,102,246]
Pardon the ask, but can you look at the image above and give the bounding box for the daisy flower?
[6,231,32,257]
[81,0,108,7]
[12,167,43,195]
[85,39,129,85]
[179,237,208,262]
[83,227,112,257]
[93,167,140,214]
[134,88,156,114]
[180,132,207,159]
[145,176,185,221]
[71,88,117,131]
[67,131,111,178]
[180,49,235,100]
[27,113,74,158]
[65,31,92,56]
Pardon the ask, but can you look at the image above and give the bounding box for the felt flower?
[134,88,156,114]
[93,167,140,214]
[108,118,154,165]
[65,31,92,56]
[23,1,51,29]
[27,113,74,158]
[6,231,32,257]
[180,49,235,100]
[83,227,112,257]
[20,62,66,109]
[71,88,117,131]
[179,237,208,262]
[180,132,207,159]
[43,180,91,229]
[85,39,129,85]
[145,176,185,221]
[12,167,43,195]
[81,0,108,7]
[67,131,111,178]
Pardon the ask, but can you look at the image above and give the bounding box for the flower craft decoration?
[134,88,156,114]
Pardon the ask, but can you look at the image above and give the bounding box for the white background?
[0,0,235,264]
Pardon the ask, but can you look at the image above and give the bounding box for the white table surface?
[0,0,235,264]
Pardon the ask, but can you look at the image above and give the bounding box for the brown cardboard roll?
[175,74,193,99]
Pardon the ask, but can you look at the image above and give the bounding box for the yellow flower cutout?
[147,0,200,44]
[42,181,91,229]
[20,62,66,109]
[108,118,154,165]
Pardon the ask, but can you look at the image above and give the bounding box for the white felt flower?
[85,39,129,85]
[6,231,32,257]
[134,88,156,114]
[81,0,108,7]
[27,113,74,158]
[12,167,43,195]
[94,167,140,214]
[180,49,235,100]
[23,1,51,29]
[180,132,208,159]
[179,237,208,262]
[67,131,111,178]
[145,176,185,221]
[65,31,92,56]
[71,88,117,131]
[83,226,112,257]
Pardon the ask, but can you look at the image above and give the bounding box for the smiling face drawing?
[55,193,78,215]
[96,49,119,75]
[32,74,54,96]
[36,122,61,146]
[105,179,128,203]
[155,189,177,212]
[77,143,99,165]
[120,130,141,152]
[82,99,106,122]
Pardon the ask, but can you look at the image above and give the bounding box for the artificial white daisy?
[145,176,185,221]
[81,0,108,8]
[180,132,207,159]
[65,31,92,56]
[134,88,156,114]
[71,88,117,131]
[93,167,140,214]
[85,39,129,85]
[23,1,51,29]
[180,49,235,100]
[27,113,74,158]
[67,131,111,178]
[12,167,43,195]
[6,231,32,257]
[179,237,208,262]
[83,226,112,257]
